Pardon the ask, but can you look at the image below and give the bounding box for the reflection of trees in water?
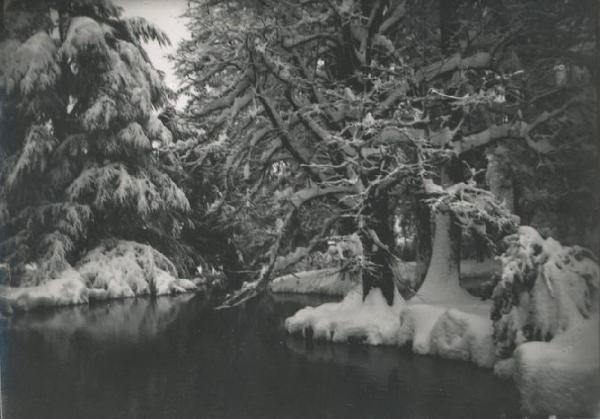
[7,295,195,354]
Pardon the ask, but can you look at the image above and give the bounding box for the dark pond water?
[0,293,521,419]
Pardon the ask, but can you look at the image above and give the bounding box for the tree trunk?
[360,192,396,305]
[416,210,473,304]
[221,240,247,291]
[486,145,514,212]
[413,197,432,290]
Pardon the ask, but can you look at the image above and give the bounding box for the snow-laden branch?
[453,96,581,155]
[258,93,323,182]
[195,77,251,117]
[415,52,492,83]
[282,33,340,49]
[288,184,358,208]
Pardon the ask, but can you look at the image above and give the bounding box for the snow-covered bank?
[0,269,89,312]
[270,259,497,298]
[514,317,599,417]
[0,241,199,313]
[285,286,496,366]
[285,225,600,416]
[286,287,404,345]
[285,212,498,366]
[269,269,359,296]
[491,226,600,416]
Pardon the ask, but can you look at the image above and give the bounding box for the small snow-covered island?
[0,0,598,418]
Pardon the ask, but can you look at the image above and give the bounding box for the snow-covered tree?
[0,0,190,284]
[174,0,597,306]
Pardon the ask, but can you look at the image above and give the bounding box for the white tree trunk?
[415,211,474,304]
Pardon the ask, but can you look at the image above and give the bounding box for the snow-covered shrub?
[491,226,599,357]
[77,240,196,299]
[490,226,600,415]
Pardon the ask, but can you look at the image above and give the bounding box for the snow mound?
[491,226,600,416]
[285,287,404,345]
[269,269,359,296]
[0,241,197,313]
[514,317,600,417]
[285,283,495,367]
[77,240,196,299]
[0,269,88,312]
[395,301,495,367]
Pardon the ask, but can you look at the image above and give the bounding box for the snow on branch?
[5,32,60,97]
[288,184,358,208]
[5,124,56,189]
[62,17,111,70]
[121,17,171,47]
[67,163,189,215]
[258,93,323,181]
[196,77,252,117]
[415,52,492,83]
[454,98,583,155]
[427,182,518,253]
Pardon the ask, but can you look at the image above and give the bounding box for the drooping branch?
[258,93,324,182]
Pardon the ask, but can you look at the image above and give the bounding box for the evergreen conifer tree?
[0,0,190,284]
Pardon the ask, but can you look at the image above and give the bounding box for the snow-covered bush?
[491,226,600,416]
[0,241,198,312]
[77,240,196,299]
[491,226,599,357]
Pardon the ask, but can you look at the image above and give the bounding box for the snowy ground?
[269,269,359,296]
[270,259,498,298]
[285,286,496,366]
[0,241,199,314]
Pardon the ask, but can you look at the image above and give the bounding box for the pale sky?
[115,0,190,90]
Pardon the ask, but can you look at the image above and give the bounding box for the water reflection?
[0,293,521,419]
[7,295,194,343]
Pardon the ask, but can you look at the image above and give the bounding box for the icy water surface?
[0,293,521,419]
